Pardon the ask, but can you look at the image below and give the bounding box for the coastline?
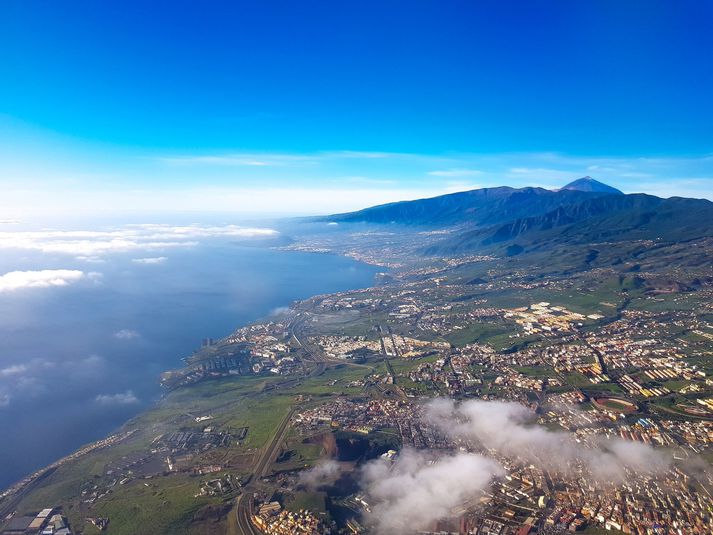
[0,246,384,500]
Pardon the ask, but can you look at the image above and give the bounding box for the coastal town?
[2,234,713,535]
[5,2,713,534]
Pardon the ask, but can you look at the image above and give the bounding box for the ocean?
[0,229,379,489]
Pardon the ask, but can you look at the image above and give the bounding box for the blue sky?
[1,1,713,217]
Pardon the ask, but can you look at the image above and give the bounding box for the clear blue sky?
[1,1,712,217]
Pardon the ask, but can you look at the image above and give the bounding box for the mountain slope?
[561,176,623,194]
[426,194,713,255]
[315,179,713,259]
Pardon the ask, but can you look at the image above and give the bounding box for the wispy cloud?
[158,153,318,167]
[3,145,713,218]
[160,150,432,166]
[131,256,167,265]
[506,166,577,184]
[627,177,713,199]
[299,459,341,490]
[95,390,139,406]
[324,150,423,160]
[441,182,483,194]
[125,224,279,239]
[428,168,482,177]
[0,224,278,257]
[152,150,713,202]
[114,329,141,340]
[0,355,108,410]
[0,364,27,377]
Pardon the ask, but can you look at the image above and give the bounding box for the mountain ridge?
[315,178,713,256]
[321,185,610,226]
[426,193,713,255]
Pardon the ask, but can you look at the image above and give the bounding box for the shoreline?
[0,246,385,500]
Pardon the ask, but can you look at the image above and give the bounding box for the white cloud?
[76,255,106,264]
[0,231,192,256]
[0,269,88,292]
[299,460,341,490]
[0,364,27,377]
[114,329,141,340]
[126,224,279,239]
[0,392,9,408]
[131,256,167,265]
[362,449,503,535]
[358,399,675,534]
[95,390,139,406]
[426,399,670,483]
[0,224,279,257]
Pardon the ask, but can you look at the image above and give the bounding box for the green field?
[89,475,220,535]
[284,491,327,514]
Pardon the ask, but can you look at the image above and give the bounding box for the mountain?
[321,186,609,226]
[426,194,713,255]
[316,177,713,257]
[561,176,623,195]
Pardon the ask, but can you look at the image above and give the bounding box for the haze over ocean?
[0,221,379,488]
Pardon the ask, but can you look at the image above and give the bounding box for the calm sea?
[0,239,379,489]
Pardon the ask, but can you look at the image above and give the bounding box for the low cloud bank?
[0,224,279,258]
[426,399,670,482]
[299,459,340,490]
[361,449,503,535]
[0,269,88,292]
[359,399,671,534]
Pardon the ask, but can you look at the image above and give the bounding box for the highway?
[233,313,318,534]
[0,467,56,519]
[233,310,373,534]
[234,406,295,535]
[235,492,261,535]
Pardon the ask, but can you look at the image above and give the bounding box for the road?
[234,406,295,535]
[0,467,57,519]
[233,310,374,534]
[232,313,317,535]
